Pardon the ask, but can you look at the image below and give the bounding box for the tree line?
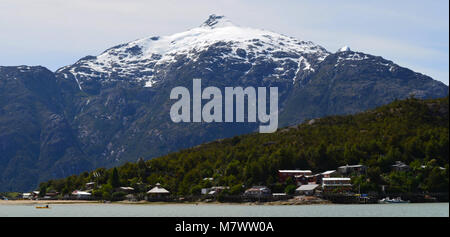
[38,97,449,199]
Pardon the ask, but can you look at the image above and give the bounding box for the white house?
[71,190,92,199]
[147,183,170,197]
[296,184,320,196]
[322,178,352,192]
[22,193,32,199]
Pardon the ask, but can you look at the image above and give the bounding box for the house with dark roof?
[392,161,410,172]
[337,165,367,176]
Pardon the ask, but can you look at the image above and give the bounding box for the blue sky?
[0,0,448,84]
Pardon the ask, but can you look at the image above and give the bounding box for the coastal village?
[1,98,448,206]
[13,166,360,203]
[6,161,443,204]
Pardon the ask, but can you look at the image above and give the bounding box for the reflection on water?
[0,203,448,217]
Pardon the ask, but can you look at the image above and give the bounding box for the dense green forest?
[38,97,449,199]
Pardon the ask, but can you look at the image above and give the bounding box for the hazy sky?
[1,0,448,84]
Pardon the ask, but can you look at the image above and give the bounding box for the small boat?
[35,205,50,209]
[378,197,410,204]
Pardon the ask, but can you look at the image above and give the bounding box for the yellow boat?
[35,205,50,209]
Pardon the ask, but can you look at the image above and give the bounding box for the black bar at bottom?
[0,217,447,235]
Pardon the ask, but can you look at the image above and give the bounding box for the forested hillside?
[38,97,449,198]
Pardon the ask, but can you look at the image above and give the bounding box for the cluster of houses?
[275,165,366,196]
[20,183,171,201]
[18,160,443,201]
[21,191,60,200]
[199,165,367,199]
[240,161,446,198]
[18,164,366,200]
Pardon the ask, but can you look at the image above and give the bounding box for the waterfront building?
[43,191,59,199]
[278,170,313,182]
[147,183,170,198]
[22,193,32,199]
[322,178,352,192]
[296,184,320,196]
[244,186,271,197]
[71,190,92,199]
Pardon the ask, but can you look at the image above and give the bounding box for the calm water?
[0,203,448,217]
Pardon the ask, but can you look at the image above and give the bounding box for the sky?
[0,0,448,85]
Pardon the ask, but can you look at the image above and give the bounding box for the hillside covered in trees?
[38,97,449,199]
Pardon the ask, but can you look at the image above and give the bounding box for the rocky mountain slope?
[0,15,448,191]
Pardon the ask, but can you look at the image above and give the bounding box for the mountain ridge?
[0,15,448,191]
[55,14,330,93]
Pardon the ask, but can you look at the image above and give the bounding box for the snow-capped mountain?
[57,15,329,90]
[1,15,448,192]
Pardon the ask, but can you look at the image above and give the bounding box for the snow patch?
[335,52,370,66]
[65,15,331,87]
[338,46,351,52]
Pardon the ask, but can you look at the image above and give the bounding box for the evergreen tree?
[109,168,120,188]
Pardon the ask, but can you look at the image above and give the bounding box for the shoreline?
[0,200,101,205]
[0,199,332,206]
[1,200,448,207]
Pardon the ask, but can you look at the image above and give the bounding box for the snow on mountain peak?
[201,14,234,28]
[338,46,351,52]
[59,15,330,88]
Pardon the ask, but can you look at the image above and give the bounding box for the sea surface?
[0,203,448,217]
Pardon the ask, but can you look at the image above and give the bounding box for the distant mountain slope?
[0,15,448,191]
[280,49,449,125]
[39,97,449,196]
[0,66,92,191]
